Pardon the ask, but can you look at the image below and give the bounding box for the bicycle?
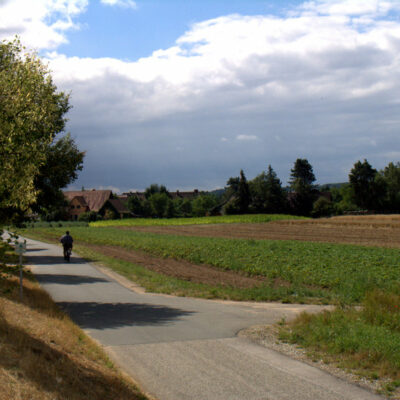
[65,247,71,262]
[63,246,72,262]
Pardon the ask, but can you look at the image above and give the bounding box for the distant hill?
[317,182,347,190]
[208,188,225,198]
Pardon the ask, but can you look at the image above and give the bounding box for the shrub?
[78,211,101,222]
[311,197,335,218]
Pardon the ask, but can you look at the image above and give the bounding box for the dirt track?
[118,217,400,248]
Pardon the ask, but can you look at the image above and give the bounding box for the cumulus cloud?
[236,135,258,141]
[101,0,136,9]
[2,0,400,190]
[0,0,88,49]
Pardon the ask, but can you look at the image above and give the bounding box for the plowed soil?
[84,244,266,288]
[118,215,400,249]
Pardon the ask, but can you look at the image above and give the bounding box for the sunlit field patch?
[90,214,306,227]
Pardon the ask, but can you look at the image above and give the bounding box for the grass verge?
[279,290,400,397]
[0,241,147,400]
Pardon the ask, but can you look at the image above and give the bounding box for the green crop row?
[90,214,306,227]
[28,226,400,303]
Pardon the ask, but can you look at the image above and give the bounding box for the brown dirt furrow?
[83,243,266,289]
[117,219,400,248]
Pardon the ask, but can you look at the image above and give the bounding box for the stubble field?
[115,214,400,248]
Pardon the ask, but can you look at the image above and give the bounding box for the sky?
[1,0,400,193]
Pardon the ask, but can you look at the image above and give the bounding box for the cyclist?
[60,231,73,261]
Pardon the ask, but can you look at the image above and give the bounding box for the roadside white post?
[15,240,27,301]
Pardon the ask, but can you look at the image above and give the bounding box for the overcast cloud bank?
[1,0,400,192]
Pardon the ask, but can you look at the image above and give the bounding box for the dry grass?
[0,249,147,400]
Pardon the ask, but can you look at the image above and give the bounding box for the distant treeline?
[105,158,400,219]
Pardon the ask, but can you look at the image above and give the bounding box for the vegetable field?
[26,220,400,303]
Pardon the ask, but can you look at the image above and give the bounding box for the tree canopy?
[32,133,85,217]
[349,159,386,210]
[288,158,317,215]
[249,165,286,213]
[0,38,70,216]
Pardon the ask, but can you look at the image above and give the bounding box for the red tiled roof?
[64,190,112,212]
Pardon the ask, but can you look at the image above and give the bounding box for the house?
[64,189,131,220]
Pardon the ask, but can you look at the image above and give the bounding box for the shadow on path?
[34,274,110,285]
[26,255,87,265]
[26,248,48,252]
[57,301,195,329]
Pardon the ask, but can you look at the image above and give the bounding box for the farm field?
[91,214,306,227]
[114,214,400,248]
[22,214,400,304]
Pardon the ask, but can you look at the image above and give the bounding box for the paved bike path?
[23,236,385,400]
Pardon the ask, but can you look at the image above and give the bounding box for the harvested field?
[84,244,266,289]
[118,215,400,248]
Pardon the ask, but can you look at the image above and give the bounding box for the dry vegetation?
[0,250,147,400]
[118,214,400,248]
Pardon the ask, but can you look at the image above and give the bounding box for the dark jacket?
[60,234,73,247]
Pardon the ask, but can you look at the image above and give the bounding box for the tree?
[381,162,400,211]
[0,38,70,217]
[330,184,358,214]
[127,195,145,216]
[237,170,251,213]
[349,159,386,210]
[173,197,192,217]
[288,158,317,215]
[32,133,85,217]
[144,184,169,199]
[192,194,218,217]
[250,165,286,213]
[149,192,170,217]
[311,197,334,218]
[224,171,251,214]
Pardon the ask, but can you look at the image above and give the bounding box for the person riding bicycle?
[60,231,73,260]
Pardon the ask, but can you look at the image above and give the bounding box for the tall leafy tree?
[0,38,70,217]
[349,159,386,210]
[33,133,85,216]
[288,158,317,215]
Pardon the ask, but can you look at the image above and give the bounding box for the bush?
[78,211,101,222]
[311,197,335,218]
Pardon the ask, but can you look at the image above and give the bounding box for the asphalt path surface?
[22,236,385,400]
